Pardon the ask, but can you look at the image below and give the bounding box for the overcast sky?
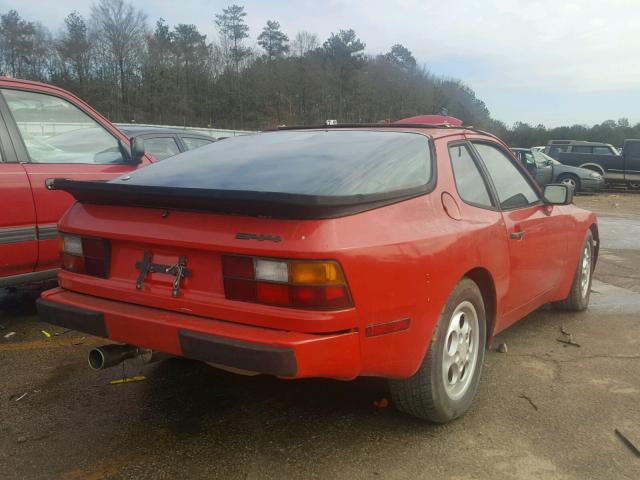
[2,0,639,127]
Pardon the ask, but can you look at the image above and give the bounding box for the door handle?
[510,230,526,240]
[45,178,71,190]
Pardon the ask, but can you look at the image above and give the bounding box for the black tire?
[558,173,581,193]
[389,278,486,422]
[553,230,594,311]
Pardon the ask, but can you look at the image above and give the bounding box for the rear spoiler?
[51,179,428,220]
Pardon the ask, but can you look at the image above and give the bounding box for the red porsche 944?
[38,117,598,422]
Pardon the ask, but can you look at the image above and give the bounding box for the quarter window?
[473,143,539,210]
[2,89,124,164]
[182,136,214,150]
[593,146,614,155]
[449,144,493,208]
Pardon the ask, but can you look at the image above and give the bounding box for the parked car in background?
[512,148,604,192]
[0,77,154,289]
[531,146,545,152]
[117,125,216,161]
[545,139,640,187]
[39,116,598,423]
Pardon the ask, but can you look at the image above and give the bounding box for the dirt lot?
[1,194,639,480]
[575,193,640,293]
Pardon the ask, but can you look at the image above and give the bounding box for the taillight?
[60,234,110,278]
[222,255,353,310]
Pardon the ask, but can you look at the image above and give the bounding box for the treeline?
[0,1,495,131]
[500,119,639,149]
[0,0,637,147]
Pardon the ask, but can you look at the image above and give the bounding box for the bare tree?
[90,0,148,117]
[56,11,92,89]
[291,31,318,57]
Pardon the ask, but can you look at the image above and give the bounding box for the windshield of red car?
[116,130,432,197]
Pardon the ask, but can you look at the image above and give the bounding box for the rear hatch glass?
[117,130,433,196]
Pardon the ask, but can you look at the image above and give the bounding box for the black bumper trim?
[179,330,297,377]
[36,298,108,338]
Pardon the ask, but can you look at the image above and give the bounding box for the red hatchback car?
[38,118,598,422]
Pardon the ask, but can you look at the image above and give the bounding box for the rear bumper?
[37,288,360,379]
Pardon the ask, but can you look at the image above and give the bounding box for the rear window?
[120,130,433,196]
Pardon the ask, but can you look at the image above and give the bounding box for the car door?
[0,87,150,272]
[520,150,550,186]
[470,140,569,320]
[531,151,554,185]
[0,110,38,280]
[622,141,640,183]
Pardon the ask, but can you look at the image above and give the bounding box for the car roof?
[116,124,215,139]
[274,123,499,142]
[547,140,612,147]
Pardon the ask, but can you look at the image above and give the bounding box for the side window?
[523,151,536,165]
[593,146,614,155]
[533,151,552,165]
[571,146,592,154]
[1,89,124,164]
[143,137,181,161]
[449,144,493,208]
[548,145,568,156]
[182,136,214,150]
[473,143,539,210]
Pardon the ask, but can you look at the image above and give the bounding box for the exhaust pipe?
[88,344,169,370]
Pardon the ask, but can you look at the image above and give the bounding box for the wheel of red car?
[389,278,486,422]
[553,230,594,311]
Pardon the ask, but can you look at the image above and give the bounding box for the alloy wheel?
[581,243,592,298]
[442,300,480,401]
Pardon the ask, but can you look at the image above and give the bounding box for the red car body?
[38,120,598,419]
[0,77,154,288]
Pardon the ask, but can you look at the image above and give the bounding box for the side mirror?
[130,137,145,164]
[543,184,573,205]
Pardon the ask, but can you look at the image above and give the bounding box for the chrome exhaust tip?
[88,344,138,370]
[88,344,170,370]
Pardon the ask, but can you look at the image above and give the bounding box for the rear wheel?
[389,278,486,422]
[553,230,594,311]
[558,173,580,193]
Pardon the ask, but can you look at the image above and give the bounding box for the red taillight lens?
[221,255,353,310]
[222,255,254,279]
[60,234,110,278]
[290,285,352,309]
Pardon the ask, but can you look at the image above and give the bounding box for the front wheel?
[389,278,486,422]
[558,174,581,193]
[553,230,594,311]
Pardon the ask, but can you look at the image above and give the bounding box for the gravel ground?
[1,194,639,480]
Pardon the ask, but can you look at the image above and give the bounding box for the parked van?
[545,139,640,187]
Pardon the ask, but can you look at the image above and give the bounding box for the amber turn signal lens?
[289,261,344,285]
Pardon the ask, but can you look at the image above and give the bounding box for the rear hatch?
[54,128,435,332]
